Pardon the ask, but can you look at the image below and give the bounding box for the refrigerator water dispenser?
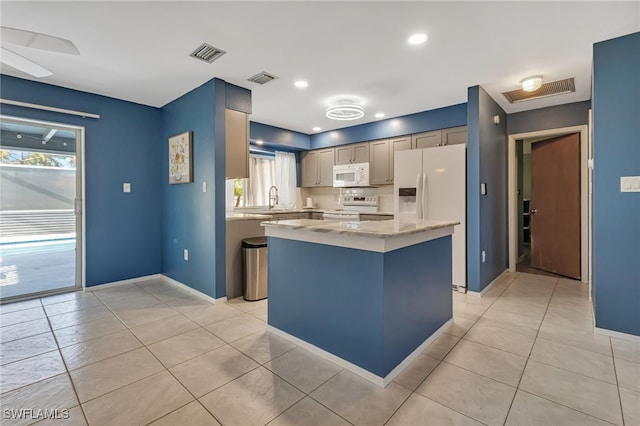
[397,187,417,216]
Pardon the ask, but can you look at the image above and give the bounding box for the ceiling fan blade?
[1,47,53,77]
[1,26,79,55]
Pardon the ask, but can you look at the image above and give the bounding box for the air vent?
[189,43,226,63]
[503,78,576,103]
[247,72,279,85]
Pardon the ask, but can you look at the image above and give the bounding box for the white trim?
[595,327,640,343]
[264,225,454,253]
[0,99,100,119]
[160,274,223,304]
[508,125,590,283]
[86,274,163,291]
[267,318,453,388]
[467,269,509,298]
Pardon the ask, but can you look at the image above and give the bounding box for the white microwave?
[333,163,370,187]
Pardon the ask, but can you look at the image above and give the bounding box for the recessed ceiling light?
[375,112,385,119]
[312,126,321,132]
[256,139,264,145]
[408,33,428,45]
[294,80,308,88]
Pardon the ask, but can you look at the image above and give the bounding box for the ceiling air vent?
[189,43,226,63]
[247,72,279,85]
[503,77,576,103]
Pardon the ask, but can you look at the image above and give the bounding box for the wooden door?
[530,133,581,279]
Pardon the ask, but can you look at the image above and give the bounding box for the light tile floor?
[1,272,638,425]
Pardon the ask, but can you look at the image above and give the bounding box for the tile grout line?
[383,274,521,426]
[500,277,559,426]
[609,336,627,426]
[39,296,91,426]
[499,278,624,426]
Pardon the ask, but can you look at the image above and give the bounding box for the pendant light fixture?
[326,99,365,121]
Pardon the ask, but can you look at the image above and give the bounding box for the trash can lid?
[242,237,267,248]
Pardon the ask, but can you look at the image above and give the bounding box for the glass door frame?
[0,114,85,301]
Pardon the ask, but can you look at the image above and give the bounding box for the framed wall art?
[168,131,193,184]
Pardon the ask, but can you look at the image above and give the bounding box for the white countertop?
[226,213,273,221]
[262,218,459,252]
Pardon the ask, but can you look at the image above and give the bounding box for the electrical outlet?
[482,250,486,263]
[123,183,131,193]
[183,249,189,261]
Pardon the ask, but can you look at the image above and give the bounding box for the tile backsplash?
[300,185,394,212]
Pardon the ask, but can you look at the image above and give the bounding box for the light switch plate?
[202,181,207,193]
[123,183,131,193]
[620,176,640,192]
[481,183,487,195]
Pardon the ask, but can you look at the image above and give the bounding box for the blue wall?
[161,80,218,297]
[268,235,452,377]
[507,101,590,135]
[250,121,310,151]
[161,79,248,299]
[310,103,467,149]
[0,75,162,286]
[467,86,508,292]
[592,32,640,336]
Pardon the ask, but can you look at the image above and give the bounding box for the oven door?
[323,211,361,221]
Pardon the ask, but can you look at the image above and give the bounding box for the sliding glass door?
[0,116,83,302]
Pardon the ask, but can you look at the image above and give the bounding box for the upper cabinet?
[300,126,466,186]
[369,136,411,185]
[411,126,467,149]
[412,130,442,149]
[301,148,335,187]
[335,142,369,165]
[225,109,249,179]
[441,126,468,146]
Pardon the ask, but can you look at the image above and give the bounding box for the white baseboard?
[86,274,163,291]
[160,275,224,304]
[85,273,226,304]
[268,318,453,388]
[468,269,509,298]
[594,327,640,343]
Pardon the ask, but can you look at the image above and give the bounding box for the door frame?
[1,114,86,292]
[508,124,590,284]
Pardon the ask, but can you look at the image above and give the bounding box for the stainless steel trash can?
[242,237,268,301]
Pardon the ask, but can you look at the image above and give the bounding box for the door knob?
[530,208,537,214]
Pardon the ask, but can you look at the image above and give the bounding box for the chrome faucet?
[268,185,279,209]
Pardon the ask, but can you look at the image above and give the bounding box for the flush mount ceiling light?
[408,33,428,45]
[294,80,308,88]
[312,126,321,132]
[521,75,543,92]
[374,112,385,119]
[326,100,365,121]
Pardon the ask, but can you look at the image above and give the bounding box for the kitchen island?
[262,218,458,387]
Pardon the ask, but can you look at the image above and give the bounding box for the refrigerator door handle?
[415,173,423,220]
[422,172,428,220]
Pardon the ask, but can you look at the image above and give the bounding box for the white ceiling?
[1,2,638,135]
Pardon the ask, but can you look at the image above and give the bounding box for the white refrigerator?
[394,144,466,291]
